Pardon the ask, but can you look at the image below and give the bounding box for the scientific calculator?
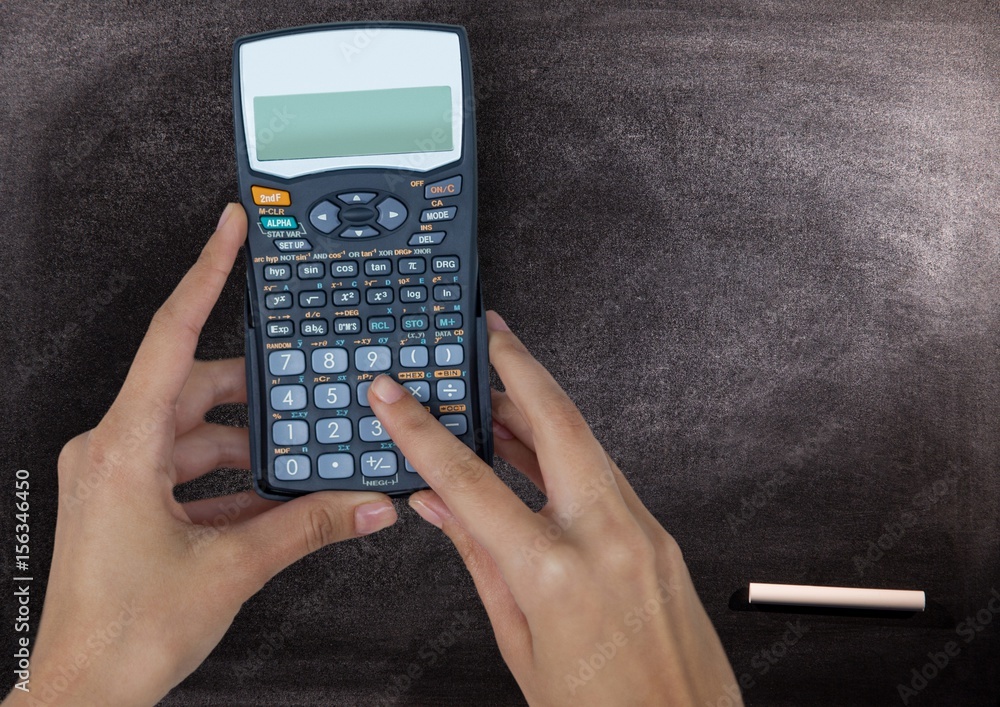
[233,23,492,499]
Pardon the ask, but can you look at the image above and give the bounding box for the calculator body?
[233,23,492,499]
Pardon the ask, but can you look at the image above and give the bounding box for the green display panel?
[254,86,453,161]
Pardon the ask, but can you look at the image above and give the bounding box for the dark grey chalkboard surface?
[1,1,997,704]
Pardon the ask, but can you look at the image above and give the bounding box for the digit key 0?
[236,22,493,499]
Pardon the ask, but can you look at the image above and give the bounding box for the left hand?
[4,204,398,707]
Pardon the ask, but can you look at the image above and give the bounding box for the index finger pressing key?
[116,204,247,415]
[368,374,545,570]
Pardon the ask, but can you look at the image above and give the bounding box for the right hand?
[368,311,741,706]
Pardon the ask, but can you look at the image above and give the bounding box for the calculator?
[233,23,492,499]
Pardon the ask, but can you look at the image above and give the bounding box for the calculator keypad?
[252,178,473,491]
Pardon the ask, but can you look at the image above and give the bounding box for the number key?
[359,416,388,442]
[316,418,353,443]
[314,383,350,409]
[355,346,391,371]
[311,348,348,373]
[268,350,305,376]
[271,384,307,410]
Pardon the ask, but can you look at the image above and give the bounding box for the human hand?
[4,204,398,707]
[367,311,740,706]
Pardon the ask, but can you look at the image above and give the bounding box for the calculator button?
[404,458,417,473]
[399,257,426,274]
[318,453,354,479]
[338,192,377,205]
[357,381,372,407]
[268,350,305,375]
[275,239,311,252]
[271,385,307,410]
[436,379,466,401]
[420,206,457,223]
[432,256,460,273]
[435,345,464,366]
[408,231,446,246]
[424,175,462,199]
[330,260,359,278]
[264,264,291,281]
[266,321,294,338]
[355,346,391,371]
[438,414,468,436]
[334,318,362,335]
[359,416,389,442]
[299,291,327,308]
[300,320,328,337]
[366,288,394,305]
[364,259,392,276]
[261,215,298,230]
[361,451,398,477]
[274,455,310,481]
[333,289,360,306]
[309,200,340,234]
[316,418,353,443]
[433,284,461,301]
[401,314,430,331]
[375,197,408,230]
[311,348,348,374]
[297,262,324,279]
[400,346,429,368]
[435,313,462,329]
[252,185,291,206]
[314,382,351,409]
[265,292,293,309]
[400,286,427,303]
[403,380,430,402]
[273,420,308,446]
[368,316,396,333]
[340,225,379,239]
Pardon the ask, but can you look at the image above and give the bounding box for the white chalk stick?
[749,582,925,611]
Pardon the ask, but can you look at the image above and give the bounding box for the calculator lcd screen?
[253,86,453,161]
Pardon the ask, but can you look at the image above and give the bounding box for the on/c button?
[251,185,291,206]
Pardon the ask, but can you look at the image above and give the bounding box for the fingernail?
[216,203,236,230]
[409,494,453,529]
[355,501,397,536]
[371,374,406,404]
[486,310,510,332]
[493,419,515,440]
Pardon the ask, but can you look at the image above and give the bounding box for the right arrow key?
[375,197,408,231]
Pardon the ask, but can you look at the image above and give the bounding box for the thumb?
[223,491,397,591]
